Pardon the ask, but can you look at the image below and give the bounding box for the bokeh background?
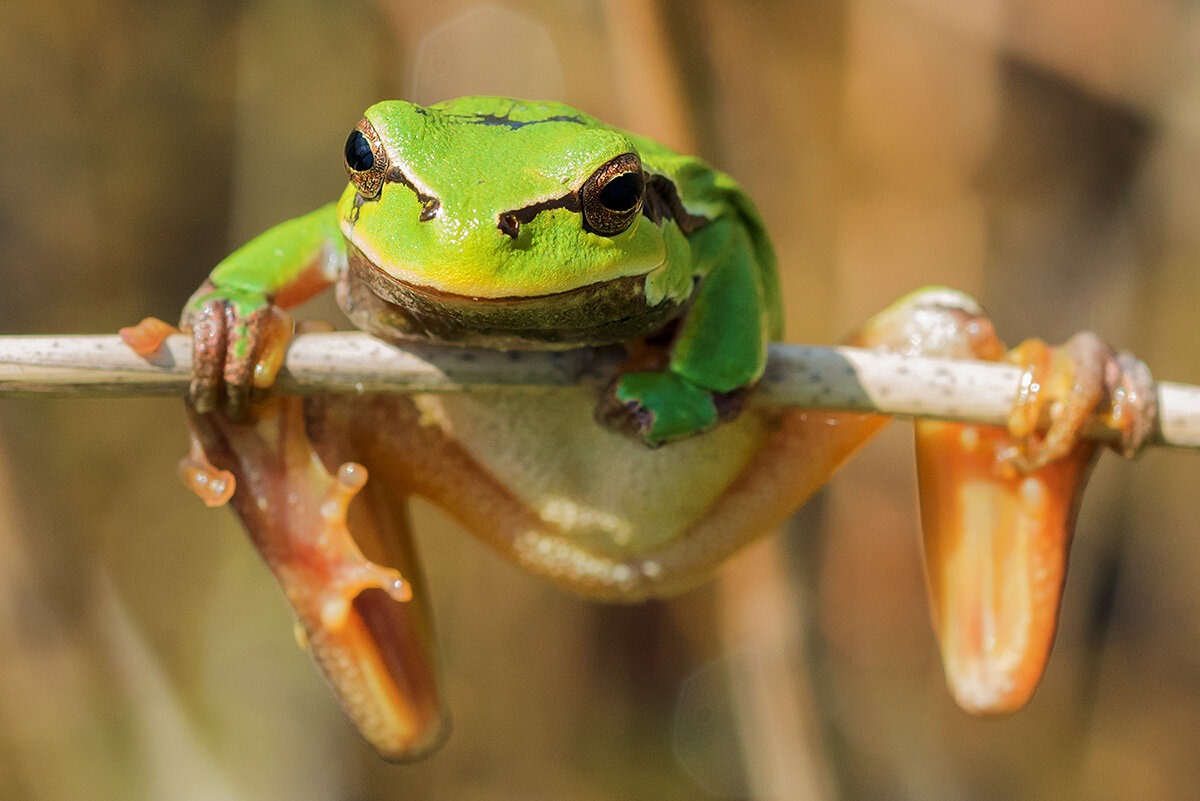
[2,1,1199,799]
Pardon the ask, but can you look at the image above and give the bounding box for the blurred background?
[2,1,1199,799]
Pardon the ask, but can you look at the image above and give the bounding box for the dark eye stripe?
[492,165,711,238]
[639,174,710,235]
[495,192,581,237]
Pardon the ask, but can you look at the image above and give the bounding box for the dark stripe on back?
[440,111,589,129]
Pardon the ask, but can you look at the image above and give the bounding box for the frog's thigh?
[849,286,1001,357]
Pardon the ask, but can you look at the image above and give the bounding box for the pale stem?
[1,332,1197,449]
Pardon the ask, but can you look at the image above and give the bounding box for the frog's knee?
[857,286,997,358]
[896,286,983,317]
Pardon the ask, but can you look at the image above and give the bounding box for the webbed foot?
[184,397,446,760]
[917,331,1156,714]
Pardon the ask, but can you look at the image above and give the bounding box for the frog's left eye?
[580,153,644,236]
[344,119,389,199]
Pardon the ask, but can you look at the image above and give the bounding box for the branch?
[1,332,1197,449]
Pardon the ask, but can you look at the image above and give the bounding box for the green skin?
[184,96,782,444]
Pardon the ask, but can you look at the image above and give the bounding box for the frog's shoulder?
[624,129,781,334]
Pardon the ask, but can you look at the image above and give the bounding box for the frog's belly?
[412,387,774,557]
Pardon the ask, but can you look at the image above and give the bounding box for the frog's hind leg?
[863,289,1156,714]
[185,397,447,761]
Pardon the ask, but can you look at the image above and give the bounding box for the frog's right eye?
[344,119,389,199]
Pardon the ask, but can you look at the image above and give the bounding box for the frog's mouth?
[340,244,687,348]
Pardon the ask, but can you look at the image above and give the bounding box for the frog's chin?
[340,243,687,349]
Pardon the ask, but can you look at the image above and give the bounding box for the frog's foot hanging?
[184,398,447,760]
[181,280,293,420]
[915,331,1156,714]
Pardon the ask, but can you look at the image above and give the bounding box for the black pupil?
[345,130,375,172]
[598,172,642,212]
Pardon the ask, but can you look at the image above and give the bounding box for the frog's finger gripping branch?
[599,370,721,445]
[1108,349,1158,458]
[171,203,340,418]
[181,281,294,420]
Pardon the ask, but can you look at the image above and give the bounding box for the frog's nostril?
[498,214,520,239]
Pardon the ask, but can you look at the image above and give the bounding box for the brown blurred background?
[2,1,1199,799]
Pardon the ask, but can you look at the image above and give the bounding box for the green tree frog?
[123,97,1155,760]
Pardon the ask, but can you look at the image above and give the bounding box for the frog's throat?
[340,243,688,349]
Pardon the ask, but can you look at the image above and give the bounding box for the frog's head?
[336,97,698,347]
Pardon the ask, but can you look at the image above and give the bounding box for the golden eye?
[344,119,389,199]
[580,153,644,236]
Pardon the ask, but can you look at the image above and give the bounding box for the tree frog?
[124,97,1155,760]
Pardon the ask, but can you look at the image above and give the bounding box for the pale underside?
[415,386,774,556]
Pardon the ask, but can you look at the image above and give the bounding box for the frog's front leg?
[600,218,772,445]
[182,203,343,419]
[184,397,447,761]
